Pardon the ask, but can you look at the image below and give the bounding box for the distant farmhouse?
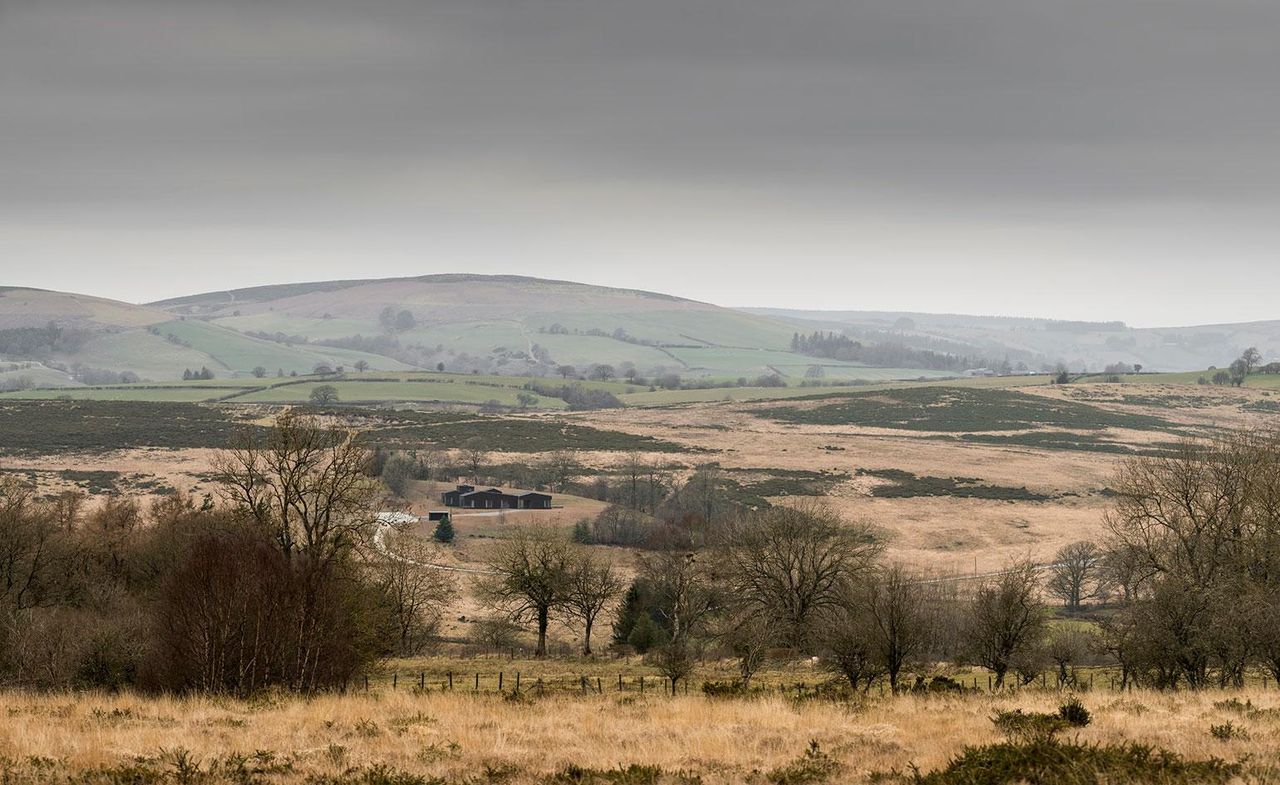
[441,484,552,510]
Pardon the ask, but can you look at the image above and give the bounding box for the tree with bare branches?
[207,412,388,691]
[213,411,382,571]
[376,530,457,656]
[863,563,930,691]
[1046,541,1107,610]
[638,551,719,692]
[479,528,574,657]
[963,561,1047,688]
[720,502,880,651]
[457,441,489,484]
[561,551,625,655]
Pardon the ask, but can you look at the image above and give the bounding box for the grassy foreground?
[3,686,1279,784]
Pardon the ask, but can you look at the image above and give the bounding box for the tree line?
[0,413,454,694]
[790,331,1017,374]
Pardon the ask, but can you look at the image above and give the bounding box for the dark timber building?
[441,484,552,510]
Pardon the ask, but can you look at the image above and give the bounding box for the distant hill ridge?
[150,273,691,310]
[2,274,1277,382]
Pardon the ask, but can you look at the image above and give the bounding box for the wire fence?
[357,669,1278,697]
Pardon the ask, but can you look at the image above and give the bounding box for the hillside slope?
[149,274,887,380]
[0,287,413,384]
[748,308,1280,373]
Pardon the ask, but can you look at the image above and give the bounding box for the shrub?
[1212,697,1252,714]
[700,680,767,699]
[913,739,1240,785]
[307,764,443,785]
[1057,697,1091,728]
[991,710,1069,743]
[766,741,840,785]
[548,763,676,785]
[432,516,455,544]
[1209,722,1249,741]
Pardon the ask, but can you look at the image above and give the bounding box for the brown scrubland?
[4,687,1280,784]
[4,383,1280,783]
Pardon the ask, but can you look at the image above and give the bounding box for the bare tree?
[1046,541,1106,610]
[1046,627,1094,687]
[639,551,718,692]
[213,411,381,571]
[721,502,881,650]
[0,476,62,611]
[457,441,489,484]
[716,611,783,688]
[377,530,457,656]
[820,584,883,692]
[1242,347,1263,375]
[50,490,84,533]
[561,551,625,655]
[963,561,1047,687]
[410,444,443,482]
[864,564,930,691]
[479,528,574,656]
[309,384,339,405]
[541,450,581,493]
[209,413,388,692]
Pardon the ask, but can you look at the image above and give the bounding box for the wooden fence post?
[393,673,398,690]
[448,671,453,691]
[499,672,504,691]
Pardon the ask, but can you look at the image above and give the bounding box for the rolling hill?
[146,274,935,381]
[748,308,1280,373]
[4,276,1273,389]
[0,286,416,386]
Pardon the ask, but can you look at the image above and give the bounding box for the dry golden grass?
[4,685,1280,783]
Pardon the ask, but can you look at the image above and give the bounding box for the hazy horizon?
[5,1,1279,327]
[7,271,1275,332]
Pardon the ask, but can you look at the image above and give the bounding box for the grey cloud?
[2,0,1279,322]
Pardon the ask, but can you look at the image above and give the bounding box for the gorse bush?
[1208,721,1249,741]
[991,710,1070,744]
[908,739,1241,785]
[1057,697,1092,728]
[991,698,1090,744]
[549,763,698,785]
[766,741,840,785]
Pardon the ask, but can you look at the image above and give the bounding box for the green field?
[157,319,415,376]
[1110,371,1280,389]
[0,386,240,402]
[0,363,75,389]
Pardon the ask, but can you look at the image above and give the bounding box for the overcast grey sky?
[3,0,1278,326]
